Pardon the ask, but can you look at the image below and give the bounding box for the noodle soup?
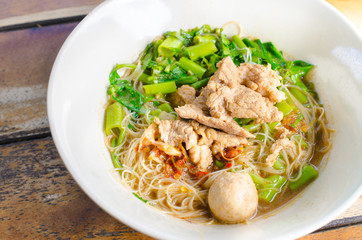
[104,23,332,224]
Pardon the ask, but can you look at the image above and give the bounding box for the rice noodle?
[104,35,333,223]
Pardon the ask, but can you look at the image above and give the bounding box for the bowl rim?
[47,0,362,239]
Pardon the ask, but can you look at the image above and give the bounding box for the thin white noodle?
[104,31,333,223]
[222,21,243,38]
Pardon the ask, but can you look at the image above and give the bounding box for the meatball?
[208,172,258,223]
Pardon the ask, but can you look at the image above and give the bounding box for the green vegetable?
[150,109,162,117]
[293,135,308,149]
[242,123,261,133]
[158,103,174,113]
[143,81,177,95]
[105,102,125,145]
[111,137,117,147]
[284,61,314,91]
[231,35,247,49]
[249,173,287,202]
[290,88,309,104]
[178,57,206,78]
[273,156,285,171]
[254,39,268,56]
[146,59,189,84]
[219,33,231,56]
[158,37,183,57]
[194,35,217,44]
[215,159,224,169]
[190,78,209,89]
[263,42,284,60]
[289,164,319,191]
[138,73,152,84]
[140,43,154,70]
[109,81,146,113]
[111,152,122,169]
[276,100,294,116]
[258,175,287,202]
[175,76,198,86]
[105,102,124,135]
[185,41,218,61]
[108,63,151,114]
[234,118,253,126]
[234,118,261,133]
[133,192,148,203]
[268,122,281,130]
[165,24,212,46]
[110,63,151,84]
[290,114,304,128]
[243,38,258,48]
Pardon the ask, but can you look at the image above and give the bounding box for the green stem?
[242,123,261,133]
[263,42,284,60]
[231,35,247,49]
[143,81,177,95]
[249,173,269,186]
[185,41,218,61]
[215,159,224,169]
[105,102,125,145]
[290,88,309,104]
[158,103,174,113]
[276,100,294,116]
[293,135,308,149]
[289,164,318,191]
[193,35,217,44]
[243,38,258,49]
[267,122,281,130]
[178,57,206,78]
[175,76,198,86]
[111,152,122,168]
[290,114,304,128]
[158,37,183,57]
[273,156,285,171]
[190,78,209,89]
[258,175,287,202]
[234,118,253,126]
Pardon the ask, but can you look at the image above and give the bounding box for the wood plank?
[336,196,362,220]
[0,23,78,143]
[320,196,362,230]
[0,137,153,240]
[299,224,362,240]
[326,0,362,33]
[0,137,360,239]
[0,0,103,20]
[0,6,94,31]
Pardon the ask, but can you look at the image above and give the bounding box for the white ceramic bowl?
[47,0,362,239]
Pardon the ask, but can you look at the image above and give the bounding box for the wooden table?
[0,0,361,239]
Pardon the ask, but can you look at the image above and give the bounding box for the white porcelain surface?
[47,0,362,239]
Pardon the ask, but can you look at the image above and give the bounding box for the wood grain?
[326,0,362,32]
[0,0,103,20]
[321,196,362,231]
[0,6,93,31]
[0,22,78,143]
[0,137,153,240]
[299,224,362,240]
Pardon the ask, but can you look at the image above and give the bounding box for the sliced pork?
[169,85,196,107]
[175,56,285,137]
[238,63,285,103]
[140,118,247,171]
[265,138,295,167]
